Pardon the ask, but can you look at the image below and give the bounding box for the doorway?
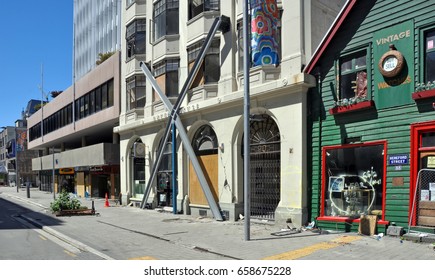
[411,122,435,227]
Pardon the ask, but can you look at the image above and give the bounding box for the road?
[0,197,102,260]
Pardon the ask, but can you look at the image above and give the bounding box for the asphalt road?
[0,197,102,260]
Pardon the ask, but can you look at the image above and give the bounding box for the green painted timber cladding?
[308,0,435,232]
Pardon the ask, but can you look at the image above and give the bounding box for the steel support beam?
[139,16,230,221]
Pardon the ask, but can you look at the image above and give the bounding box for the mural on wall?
[251,0,280,66]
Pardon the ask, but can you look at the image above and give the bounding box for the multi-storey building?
[116,0,345,225]
[1,100,42,187]
[73,0,122,81]
[27,0,122,198]
[305,0,435,234]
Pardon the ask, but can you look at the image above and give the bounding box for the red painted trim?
[328,100,375,115]
[412,89,435,100]
[304,0,358,74]
[409,121,435,226]
[317,216,389,225]
[320,140,388,221]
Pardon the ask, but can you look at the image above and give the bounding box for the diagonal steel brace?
[139,16,230,221]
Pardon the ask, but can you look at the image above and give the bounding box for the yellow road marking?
[38,235,47,241]
[263,235,362,260]
[129,256,158,260]
[64,250,77,258]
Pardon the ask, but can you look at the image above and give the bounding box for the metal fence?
[408,168,435,236]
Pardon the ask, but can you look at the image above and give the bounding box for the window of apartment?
[154,59,179,97]
[126,75,146,110]
[322,142,385,220]
[126,19,146,60]
[425,30,435,82]
[338,50,368,102]
[187,39,220,88]
[188,0,220,20]
[153,0,179,42]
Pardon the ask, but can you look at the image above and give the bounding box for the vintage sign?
[373,20,414,109]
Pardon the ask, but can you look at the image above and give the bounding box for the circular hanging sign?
[378,45,404,78]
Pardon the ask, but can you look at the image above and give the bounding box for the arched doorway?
[189,125,219,205]
[131,139,145,200]
[156,134,173,207]
[244,114,281,220]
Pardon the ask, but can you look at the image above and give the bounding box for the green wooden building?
[304,0,435,233]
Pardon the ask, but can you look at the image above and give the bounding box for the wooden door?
[188,154,219,206]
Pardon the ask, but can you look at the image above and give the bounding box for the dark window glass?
[323,144,384,218]
[425,30,435,82]
[339,50,367,101]
[101,83,108,109]
[108,79,114,107]
[95,87,102,112]
[153,0,179,41]
[90,90,95,114]
[126,19,146,59]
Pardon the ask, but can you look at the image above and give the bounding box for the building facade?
[74,0,122,81]
[116,0,345,225]
[27,0,122,199]
[305,0,435,234]
[1,101,42,187]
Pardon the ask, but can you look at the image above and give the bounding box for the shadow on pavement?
[0,197,64,230]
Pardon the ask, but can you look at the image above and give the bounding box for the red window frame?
[318,140,388,224]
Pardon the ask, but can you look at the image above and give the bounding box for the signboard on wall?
[373,20,414,109]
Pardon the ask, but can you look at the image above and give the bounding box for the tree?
[96,51,115,65]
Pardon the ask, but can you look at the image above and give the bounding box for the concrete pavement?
[1,185,435,260]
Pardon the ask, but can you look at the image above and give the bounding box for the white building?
[116,0,345,226]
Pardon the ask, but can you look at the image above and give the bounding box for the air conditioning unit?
[133,142,146,158]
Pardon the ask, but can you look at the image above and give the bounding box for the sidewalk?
[1,186,435,260]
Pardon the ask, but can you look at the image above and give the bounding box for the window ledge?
[329,100,375,115]
[412,88,435,100]
[317,216,389,225]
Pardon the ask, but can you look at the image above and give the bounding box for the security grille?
[249,114,281,220]
[408,169,435,235]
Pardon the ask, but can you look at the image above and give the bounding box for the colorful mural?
[251,0,280,66]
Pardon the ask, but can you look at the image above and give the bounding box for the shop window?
[337,50,367,104]
[126,19,146,60]
[322,142,385,219]
[126,75,146,110]
[188,0,220,20]
[425,30,435,83]
[153,0,179,42]
[187,39,220,88]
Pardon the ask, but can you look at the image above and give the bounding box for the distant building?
[1,100,43,187]
[27,0,122,198]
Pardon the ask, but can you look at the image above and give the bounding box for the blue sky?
[0,0,73,127]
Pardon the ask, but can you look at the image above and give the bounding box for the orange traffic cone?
[104,193,110,207]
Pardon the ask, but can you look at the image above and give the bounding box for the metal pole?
[15,127,19,193]
[52,147,56,200]
[243,0,251,241]
[172,121,177,214]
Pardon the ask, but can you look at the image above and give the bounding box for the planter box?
[329,100,375,115]
[55,208,95,216]
[412,89,435,100]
